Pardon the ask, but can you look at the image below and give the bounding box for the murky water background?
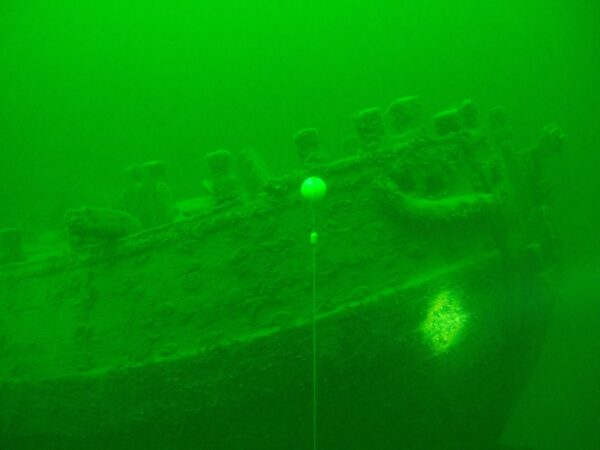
[1,1,598,448]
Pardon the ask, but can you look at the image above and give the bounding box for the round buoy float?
[301,176,327,203]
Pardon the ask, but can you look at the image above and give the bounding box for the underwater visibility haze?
[0,1,599,449]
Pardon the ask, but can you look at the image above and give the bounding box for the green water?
[1,1,599,449]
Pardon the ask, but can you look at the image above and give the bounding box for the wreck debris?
[294,128,323,165]
[354,107,386,151]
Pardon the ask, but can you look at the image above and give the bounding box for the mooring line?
[312,205,318,450]
[300,176,327,450]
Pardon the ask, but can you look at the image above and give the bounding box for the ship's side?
[0,120,560,448]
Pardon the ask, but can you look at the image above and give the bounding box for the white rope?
[311,205,318,450]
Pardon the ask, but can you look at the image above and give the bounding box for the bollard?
[235,148,270,199]
[294,128,322,165]
[388,96,421,135]
[140,161,176,227]
[354,108,386,152]
[459,99,479,129]
[206,150,243,207]
[434,109,462,137]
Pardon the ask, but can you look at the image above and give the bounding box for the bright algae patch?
[422,291,468,353]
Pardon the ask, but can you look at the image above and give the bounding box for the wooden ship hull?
[0,101,560,449]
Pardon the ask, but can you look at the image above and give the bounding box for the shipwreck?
[0,97,562,449]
